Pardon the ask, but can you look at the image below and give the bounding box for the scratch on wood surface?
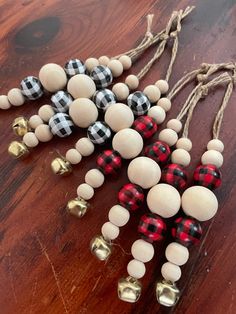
[6,253,18,304]
[70,285,76,294]
[92,275,102,292]
[29,277,38,314]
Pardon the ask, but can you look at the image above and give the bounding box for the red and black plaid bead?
[118,183,144,211]
[144,141,171,165]
[193,164,222,190]
[172,217,202,247]
[138,213,166,242]
[161,163,188,190]
[132,116,158,139]
[96,150,122,176]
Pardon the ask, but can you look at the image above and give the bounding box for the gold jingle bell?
[12,117,30,136]
[118,276,142,303]
[156,280,180,307]
[51,157,72,175]
[66,197,89,218]
[8,141,29,158]
[90,235,112,261]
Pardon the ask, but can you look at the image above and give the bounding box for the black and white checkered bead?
[87,121,112,145]
[20,76,44,100]
[51,91,73,113]
[90,65,113,88]
[49,113,74,138]
[127,91,151,116]
[93,89,116,111]
[64,59,86,77]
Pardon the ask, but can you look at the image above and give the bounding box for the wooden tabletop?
[0,0,236,313]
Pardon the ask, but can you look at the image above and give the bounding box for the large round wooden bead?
[201,150,223,168]
[35,124,53,142]
[65,149,82,164]
[108,205,130,227]
[147,183,181,218]
[119,55,132,70]
[98,56,110,66]
[20,76,43,100]
[87,121,112,145]
[107,59,123,77]
[51,91,73,112]
[39,63,67,92]
[96,150,122,176]
[155,80,169,94]
[158,128,178,146]
[101,222,119,240]
[165,242,189,266]
[167,119,182,133]
[147,106,166,125]
[127,91,151,115]
[8,88,25,106]
[77,183,94,200]
[193,164,222,190]
[207,139,224,152]
[112,83,129,101]
[90,65,113,88]
[23,132,39,147]
[172,217,202,247]
[131,239,154,263]
[67,74,96,99]
[161,164,187,190]
[127,157,161,189]
[176,137,192,151]
[171,149,191,167]
[161,262,181,282]
[85,58,99,72]
[127,259,146,279]
[143,85,161,102]
[105,103,134,132]
[118,183,144,211]
[112,128,143,159]
[93,89,116,111]
[144,141,171,165]
[38,105,55,122]
[138,213,166,242]
[182,186,218,221]
[64,59,86,77]
[75,137,94,156]
[157,98,171,112]
[125,75,139,90]
[69,98,98,128]
[0,95,11,109]
[29,115,43,129]
[85,169,104,188]
[132,116,157,139]
[48,113,74,137]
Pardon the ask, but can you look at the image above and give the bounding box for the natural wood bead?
[165,242,189,266]
[147,106,166,125]
[107,59,123,77]
[67,74,96,99]
[157,97,171,112]
[125,75,139,90]
[201,150,223,168]
[65,148,82,164]
[127,259,146,279]
[158,128,178,146]
[112,83,129,101]
[101,222,120,240]
[176,137,192,151]
[23,132,39,148]
[98,56,110,66]
[171,149,191,167]
[207,139,224,152]
[182,186,218,221]
[167,119,182,133]
[7,88,25,106]
[38,105,55,122]
[69,98,98,128]
[131,239,154,263]
[75,137,94,156]
[39,63,67,92]
[147,183,181,218]
[85,58,99,72]
[155,79,169,94]
[0,95,11,109]
[85,169,104,188]
[108,205,130,227]
[161,262,181,282]
[77,183,94,200]
[143,85,161,102]
[35,124,53,142]
[29,115,44,129]
[118,55,132,70]
[105,103,134,132]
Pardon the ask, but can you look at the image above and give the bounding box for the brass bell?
[51,157,72,175]
[12,117,30,136]
[66,197,89,218]
[156,280,180,307]
[90,235,112,261]
[118,276,142,303]
[8,141,29,158]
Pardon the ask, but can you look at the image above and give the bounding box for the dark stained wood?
[0,0,236,313]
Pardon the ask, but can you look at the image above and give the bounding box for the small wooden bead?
[29,115,44,129]
[108,205,130,227]
[75,137,94,156]
[85,57,99,72]
[207,139,224,152]
[167,119,182,133]
[39,63,67,92]
[107,59,123,77]
[201,150,223,168]
[105,103,134,132]
[98,56,110,66]
[67,74,96,99]
[38,105,55,122]
[165,242,189,266]
[143,85,161,102]
[112,83,129,101]
[176,137,192,151]
[171,149,191,167]
[101,222,120,240]
[161,262,181,282]
[131,239,154,263]
[157,98,171,112]
[127,259,146,279]
[77,183,94,200]
[147,106,166,125]
[155,80,169,94]
[119,55,132,70]
[69,98,98,128]
[35,124,53,142]
[23,132,39,148]
[158,128,178,146]
[66,148,82,164]
[0,95,11,109]
[85,169,104,188]
[125,75,139,90]
[7,88,25,106]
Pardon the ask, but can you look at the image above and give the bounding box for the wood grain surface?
[0,0,236,313]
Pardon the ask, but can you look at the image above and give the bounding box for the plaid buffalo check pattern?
[138,213,166,242]
[161,163,188,190]
[96,150,122,176]
[132,115,158,139]
[51,91,73,112]
[144,141,171,165]
[87,121,112,145]
[93,88,116,111]
[172,217,202,247]
[193,164,222,190]
[64,59,86,77]
[90,65,113,88]
[118,183,144,211]
[49,113,74,137]
[127,91,151,115]
[20,76,43,100]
